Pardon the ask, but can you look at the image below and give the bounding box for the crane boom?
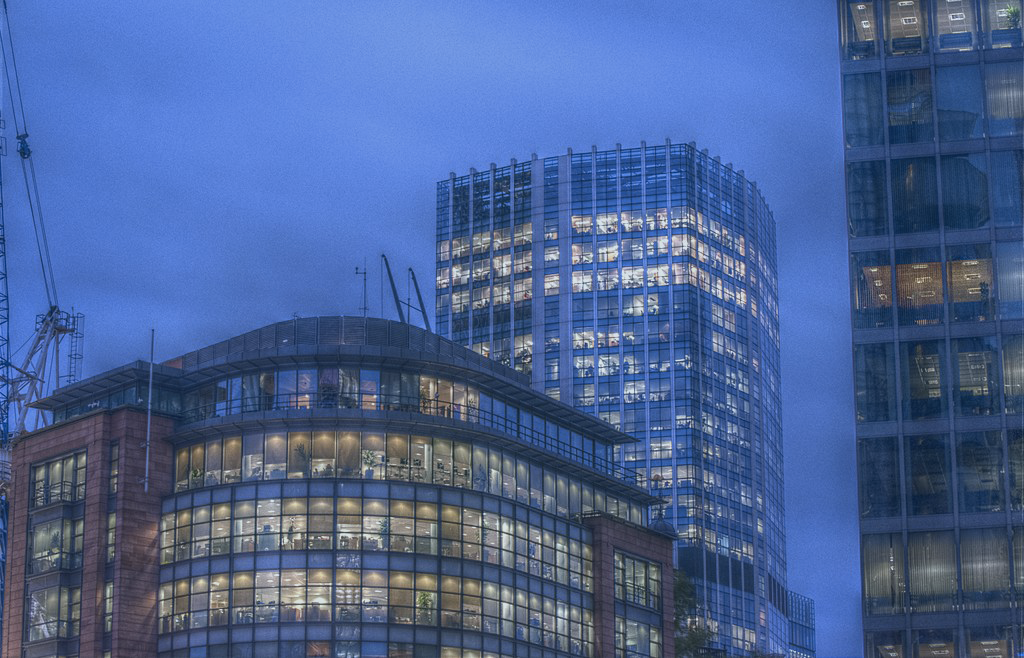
[380,254,405,324]
[408,267,431,332]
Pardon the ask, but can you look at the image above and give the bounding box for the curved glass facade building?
[838,1,1024,655]
[434,141,792,654]
[3,317,674,658]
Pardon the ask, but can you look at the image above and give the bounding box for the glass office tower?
[837,1,1024,655]
[435,141,792,654]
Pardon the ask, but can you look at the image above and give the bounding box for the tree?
[1006,5,1022,30]
[675,571,715,658]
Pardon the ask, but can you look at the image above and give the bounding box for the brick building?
[4,317,674,658]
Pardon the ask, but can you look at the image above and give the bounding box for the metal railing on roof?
[181,392,640,485]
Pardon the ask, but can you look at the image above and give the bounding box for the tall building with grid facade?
[837,0,1024,655]
[434,141,794,654]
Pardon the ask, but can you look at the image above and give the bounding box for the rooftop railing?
[181,392,639,485]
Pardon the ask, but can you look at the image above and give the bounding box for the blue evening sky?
[4,2,857,653]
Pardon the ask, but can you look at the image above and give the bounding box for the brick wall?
[584,514,676,658]
[110,410,174,657]
[3,408,174,658]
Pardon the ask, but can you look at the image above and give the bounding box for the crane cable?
[0,1,57,309]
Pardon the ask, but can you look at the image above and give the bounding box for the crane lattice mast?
[0,3,84,641]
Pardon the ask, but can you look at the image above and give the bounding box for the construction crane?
[0,3,84,641]
[380,254,431,330]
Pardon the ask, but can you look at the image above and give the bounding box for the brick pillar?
[584,513,676,658]
[110,410,174,657]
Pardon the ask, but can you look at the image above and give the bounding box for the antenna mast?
[355,265,368,317]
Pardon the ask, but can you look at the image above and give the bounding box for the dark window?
[844,73,885,147]
[887,69,933,144]
[846,160,888,237]
[858,436,900,517]
[891,157,938,234]
[936,66,984,140]
[941,154,989,229]
[905,434,952,515]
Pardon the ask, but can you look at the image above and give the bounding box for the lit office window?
[966,628,1015,658]
[911,630,956,658]
[985,0,1023,47]
[895,248,943,325]
[841,1,879,59]
[935,0,977,51]
[885,0,927,55]
[865,631,905,658]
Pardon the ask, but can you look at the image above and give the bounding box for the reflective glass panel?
[862,534,905,615]
[854,343,897,422]
[858,435,900,517]
[941,154,988,229]
[986,61,1024,137]
[847,161,889,237]
[957,432,1004,513]
[1004,335,1024,414]
[1010,431,1023,510]
[901,340,946,420]
[960,528,1010,609]
[907,532,956,611]
[936,65,985,141]
[990,150,1023,226]
[892,157,938,234]
[995,240,1024,318]
[953,337,999,416]
[844,73,885,147]
[905,434,952,515]
[888,69,933,144]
